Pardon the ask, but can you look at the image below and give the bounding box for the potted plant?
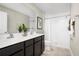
[18,24,22,33]
[17,24,28,36]
[22,24,28,36]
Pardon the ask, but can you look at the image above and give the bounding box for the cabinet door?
[25,45,33,56]
[24,39,33,56]
[34,41,41,56]
[0,42,24,56]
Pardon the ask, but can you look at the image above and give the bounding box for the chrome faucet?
[7,33,14,39]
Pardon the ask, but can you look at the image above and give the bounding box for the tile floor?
[42,46,72,56]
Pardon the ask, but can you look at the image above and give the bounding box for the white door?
[50,16,70,48]
[45,16,70,48]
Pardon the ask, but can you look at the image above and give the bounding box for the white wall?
[45,16,70,48]
[70,17,79,55]
[70,3,79,55]
[44,19,51,43]
[71,4,79,18]
[45,11,70,19]
[20,3,44,33]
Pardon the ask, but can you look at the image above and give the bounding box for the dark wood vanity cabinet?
[34,36,42,56]
[0,42,24,56]
[25,45,33,56]
[34,41,41,56]
[24,36,45,56]
[12,50,24,56]
[0,35,44,56]
[41,35,45,54]
[24,39,33,56]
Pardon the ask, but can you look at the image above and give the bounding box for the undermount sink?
[0,33,9,39]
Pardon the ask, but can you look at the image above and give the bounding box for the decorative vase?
[23,32,27,36]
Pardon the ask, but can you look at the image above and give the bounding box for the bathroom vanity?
[0,9,45,56]
[0,34,44,56]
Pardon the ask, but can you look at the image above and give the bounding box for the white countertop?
[0,33,44,49]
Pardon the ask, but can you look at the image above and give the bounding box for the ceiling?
[0,3,71,17]
[0,3,41,17]
[34,3,71,15]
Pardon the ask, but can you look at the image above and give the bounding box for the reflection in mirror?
[0,9,30,39]
[0,11,7,34]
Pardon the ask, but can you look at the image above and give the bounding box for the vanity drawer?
[34,36,41,43]
[24,39,33,47]
[0,42,24,56]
